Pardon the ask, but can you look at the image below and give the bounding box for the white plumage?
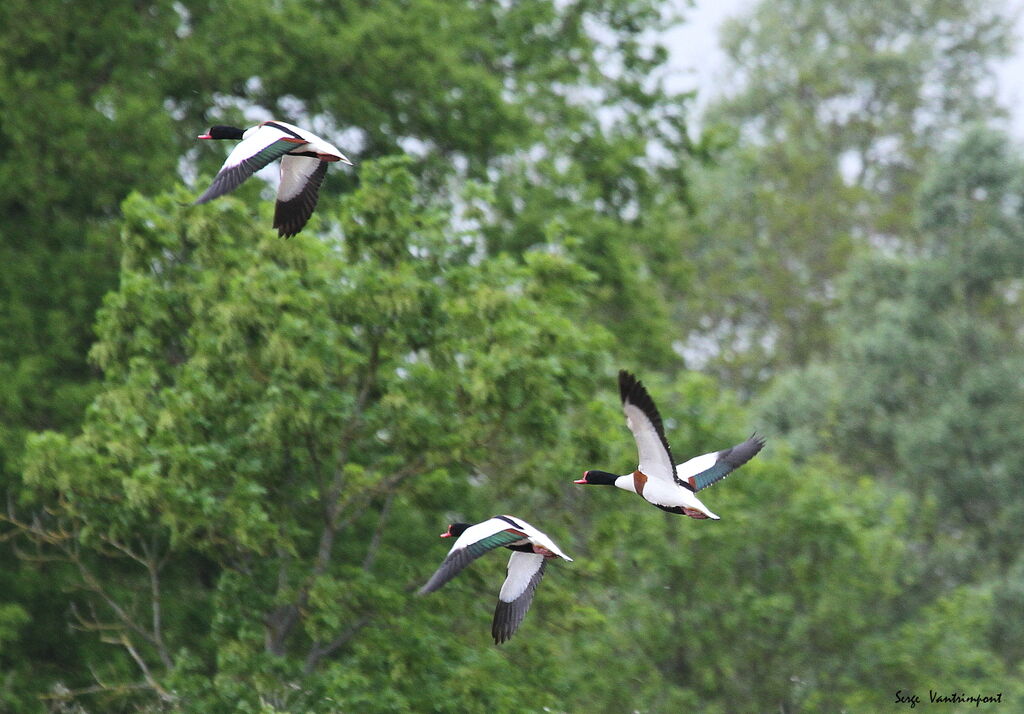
[194,120,353,237]
[576,370,766,520]
[418,515,572,644]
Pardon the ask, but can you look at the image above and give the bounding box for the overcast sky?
[667,0,1024,139]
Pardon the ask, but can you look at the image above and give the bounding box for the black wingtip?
[618,371,665,428]
[618,369,639,404]
[618,370,655,413]
[273,208,308,238]
[617,369,675,469]
[273,159,327,238]
[491,602,523,645]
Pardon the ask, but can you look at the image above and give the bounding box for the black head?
[197,125,246,141]
[440,523,471,539]
[573,470,620,486]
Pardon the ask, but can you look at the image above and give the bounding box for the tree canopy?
[671,0,1014,386]
[3,0,1024,711]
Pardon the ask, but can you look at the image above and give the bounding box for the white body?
[617,372,722,519]
[420,514,572,644]
[586,373,765,519]
[446,516,573,562]
[611,472,720,519]
[195,120,352,236]
[222,122,350,203]
[228,121,349,168]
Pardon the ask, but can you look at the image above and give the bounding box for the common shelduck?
[418,515,572,644]
[575,370,765,519]
[194,121,353,237]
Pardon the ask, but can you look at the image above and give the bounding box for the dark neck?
[208,125,246,140]
[585,470,621,486]
[447,523,471,538]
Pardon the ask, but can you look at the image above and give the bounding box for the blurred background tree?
[758,126,1024,665]
[672,0,1014,387]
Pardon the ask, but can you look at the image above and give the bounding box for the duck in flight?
[194,121,353,237]
[418,515,572,644]
[575,370,765,520]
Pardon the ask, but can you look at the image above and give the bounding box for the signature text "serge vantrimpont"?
[894,689,1003,708]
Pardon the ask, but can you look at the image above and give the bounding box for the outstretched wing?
[417,518,527,595]
[492,552,546,644]
[274,156,328,237]
[619,370,677,485]
[195,125,303,204]
[676,434,766,492]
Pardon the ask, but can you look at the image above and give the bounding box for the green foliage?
[0,0,691,486]
[760,127,1024,663]
[9,154,1007,712]
[673,0,1014,386]
[557,371,1019,713]
[715,0,1011,188]
[12,160,611,710]
[0,603,29,653]
[673,141,863,383]
[4,0,1023,709]
[1,0,186,485]
[0,601,30,711]
[1,2,694,704]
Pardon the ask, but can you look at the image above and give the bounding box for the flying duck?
[418,515,573,644]
[574,370,765,519]
[194,121,353,237]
